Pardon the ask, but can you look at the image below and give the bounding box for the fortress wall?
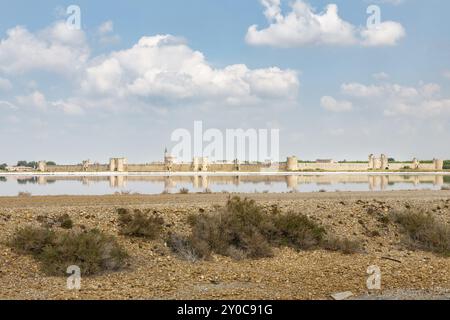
[127,164,166,172]
[47,165,109,172]
[209,164,236,172]
[298,163,369,171]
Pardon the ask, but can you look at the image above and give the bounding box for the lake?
[0,173,449,196]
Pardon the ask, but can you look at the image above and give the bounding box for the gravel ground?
[0,190,449,300]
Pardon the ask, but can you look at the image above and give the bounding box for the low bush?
[117,208,164,239]
[392,210,450,256]
[10,226,55,255]
[18,191,32,197]
[169,196,356,261]
[323,235,362,254]
[8,226,128,276]
[166,233,201,262]
[269,211,326,250]
[56,214,73,229]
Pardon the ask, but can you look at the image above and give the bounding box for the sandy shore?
[1,190,449,300]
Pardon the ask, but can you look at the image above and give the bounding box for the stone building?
[109,158,127,172]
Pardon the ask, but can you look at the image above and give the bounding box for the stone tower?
[381,154,388,170]
[368,154,374,169]
[433,159,444,170]
[286,156,298,171]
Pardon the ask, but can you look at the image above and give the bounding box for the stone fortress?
[32,150,445,173]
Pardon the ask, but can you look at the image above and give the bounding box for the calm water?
[0,174,449,196]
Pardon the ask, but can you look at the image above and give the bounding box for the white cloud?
[246,0,405,47]
[97,20,120,45]
[335,81,450,117]
[52,99,84,115]
[0,100,17,110]
[320,96,352,112]
[16,90,49,111]
[80,34,299,108]
[360,21,405,47]
[98,21,114,35]
[1,22,299,115]
[0,21,89,75]
[372,72,389,80]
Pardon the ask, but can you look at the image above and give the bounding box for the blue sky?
[1,0,449,164]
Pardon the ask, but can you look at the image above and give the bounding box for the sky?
[0,0,449,164]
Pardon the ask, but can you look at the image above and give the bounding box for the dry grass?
[117,208,164,239]
[392,210,450,257]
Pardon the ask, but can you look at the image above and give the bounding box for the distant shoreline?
[1,171,450,177]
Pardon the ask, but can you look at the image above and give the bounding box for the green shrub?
[269,212,326,250]
[392,210,450,256]
[10,226,55,255]
[443,160,450,170]
[185,197,275,260]
[9,226,128,276]
[40,229,128,276]
[57,214,73,229]
[173,196,352,261]
[117,208,164,239]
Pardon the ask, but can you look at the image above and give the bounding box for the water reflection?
[0,174,448,196]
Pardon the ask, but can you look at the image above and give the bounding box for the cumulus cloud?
[320,96,352,112]
[0,21,89,75]
[336,81,450,117]
[360,21,405,47]
[0,22,299,115]
[246,0,405,47]
[80,34,299,107]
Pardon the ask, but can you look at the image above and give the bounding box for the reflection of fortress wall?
[11,174,446,191]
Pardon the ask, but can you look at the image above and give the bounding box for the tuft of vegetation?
[179,188,189,194]
[16,161,38,169]
[56,214,73,229]
[0,163,7,171]
[117,208,164,239]
[166,233,201,262]
[18,191,32,197]
[443,160,450,170]
[269,211,326,250]
[10,226,55,255]
[441,185,450,191]
[169,196,357,261]
[391,210,450,257]
[323,235,362,254]
[8,226,128,276]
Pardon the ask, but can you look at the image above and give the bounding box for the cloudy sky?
[0,0,449,164]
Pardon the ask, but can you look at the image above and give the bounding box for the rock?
[331,291,354,300]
